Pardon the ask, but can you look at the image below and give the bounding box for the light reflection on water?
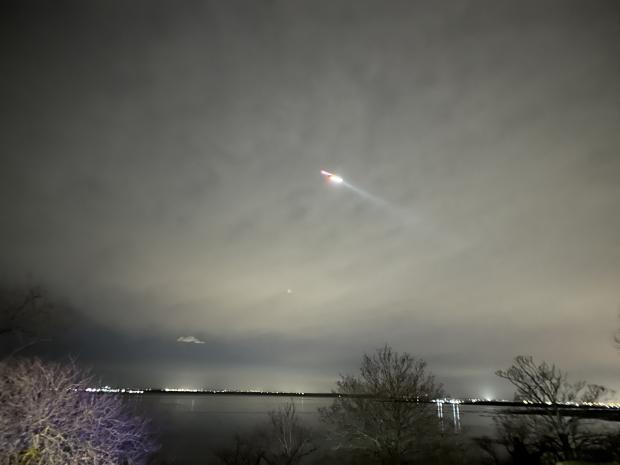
[129,394,506,464]
[141,395,620,464]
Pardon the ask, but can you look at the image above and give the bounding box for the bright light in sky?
[320,169,344,184]
[320,169,417,224]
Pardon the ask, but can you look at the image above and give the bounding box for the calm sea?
[130,394,503,464]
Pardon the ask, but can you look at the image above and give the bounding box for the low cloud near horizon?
[177,336,206,344]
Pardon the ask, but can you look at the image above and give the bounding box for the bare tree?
[475,414,549,465]
[0,357,157,465]
[320,345,447,465]
[490,355,611,464]
[264,401,316,465]
[215,400,315,465]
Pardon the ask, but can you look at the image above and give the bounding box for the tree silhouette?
[215,400,315,465]
[320,345,450,465]
[0,357,157,465]
[486,355,612,464]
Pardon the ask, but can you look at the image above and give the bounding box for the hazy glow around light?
[320,169,344,184]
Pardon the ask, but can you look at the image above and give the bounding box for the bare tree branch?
[490,355,613,463]
[215,400,315,465]
[0,357,158,465]
[319,345,450,464]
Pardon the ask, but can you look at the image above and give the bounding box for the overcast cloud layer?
[1,0,619,398]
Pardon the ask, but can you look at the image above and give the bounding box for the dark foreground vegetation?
[3,348,620,465]
[2,287,620,464]
[0,357,158,465]
[206,348,620,465]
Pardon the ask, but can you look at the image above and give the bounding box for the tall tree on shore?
[320,345,452,465]
[489,355,611,464]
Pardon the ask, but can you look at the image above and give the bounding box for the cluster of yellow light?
[85,386,144,394]
[161,387,307,395]
[434,398,462,404]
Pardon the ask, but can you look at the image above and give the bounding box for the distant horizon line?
[87,385,491,400]
[84,386,620,408]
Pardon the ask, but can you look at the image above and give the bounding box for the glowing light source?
[320,169,344,184]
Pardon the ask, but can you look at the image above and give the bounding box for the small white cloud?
[177,336,206,344]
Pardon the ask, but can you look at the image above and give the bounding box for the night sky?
[1,1,619,398]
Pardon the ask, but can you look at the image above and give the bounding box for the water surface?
[132,394,503,464]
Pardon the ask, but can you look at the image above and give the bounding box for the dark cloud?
[1,0,619,397]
